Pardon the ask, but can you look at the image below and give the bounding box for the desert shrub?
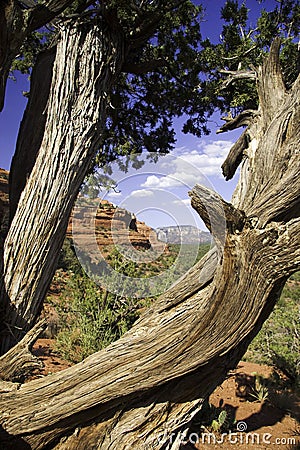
[54,272,140,362]
[57,238,83,274]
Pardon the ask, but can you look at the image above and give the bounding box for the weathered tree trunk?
[0,319,46,382]
[0,0,74,111]
[0,39,299,449]
[0,19,125,353]
[9,46,56,222]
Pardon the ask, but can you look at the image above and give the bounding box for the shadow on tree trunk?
[0,425,31,450]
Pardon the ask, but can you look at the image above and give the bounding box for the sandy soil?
[193,362,299,450]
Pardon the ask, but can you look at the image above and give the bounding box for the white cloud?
[173,198,191,206]
[142,175,160,187]
[142,174,182,188]
[107,191,122,198]
[129,189,154,198]
[140,140,234,190]
[198,140,233,156]
[179,140,233,175]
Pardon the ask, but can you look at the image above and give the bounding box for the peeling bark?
[9,46,56,221]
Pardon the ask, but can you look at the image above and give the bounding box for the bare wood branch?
[0,319,46,381]
[0,218,299,448]
[219,68,257,89]
[9,46,56,222]
[222,44,257,61]
[235,59,300,216]
[257,37,286,124]
[26,0,76,31]
[0,380,20,393]
[217,109,258,133]
[189,184,246,237]
[151,247,218,313]
[221,130,249,181]
[249,159,300,227]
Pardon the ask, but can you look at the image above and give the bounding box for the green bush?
[54,272,140,362]
[57,238,83,275]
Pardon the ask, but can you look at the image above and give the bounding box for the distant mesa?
[156,225,211,245]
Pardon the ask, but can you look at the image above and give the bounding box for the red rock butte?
[67,196,164,255]
[0,171,163,256]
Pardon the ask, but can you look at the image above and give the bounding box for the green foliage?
[99,1,207,162]
[198,400,235,434]
[249,374,269,403]
[54,272,140,362]
[80,172,118,199]
[107,243,209,277]
[57,238,83,274]
[246,274,300,388]
[76,242,210,299]
[10,1,206,165]
[11,30,50,75]
[198,0,300,118]
[211,409,228,432]
[10,1,300,170]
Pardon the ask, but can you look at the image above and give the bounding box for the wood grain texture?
[0,319,46,381]
[0,0,25,111]
[9,46,56,221]
[221,130,249,180]
[0,0,73,111]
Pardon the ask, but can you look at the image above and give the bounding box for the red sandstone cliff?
[67,198,162,252]
[0,171,161,252]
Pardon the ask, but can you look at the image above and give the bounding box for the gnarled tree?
[0,1,299,449]
[0,0,205,352]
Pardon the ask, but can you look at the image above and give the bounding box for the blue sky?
[0,1,277,229]
[96,141,240,230]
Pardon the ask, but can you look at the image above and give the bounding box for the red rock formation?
[67,197,162,251]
